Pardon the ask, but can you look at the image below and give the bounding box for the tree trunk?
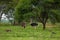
[43,23,46,30]
[13,21,19,25]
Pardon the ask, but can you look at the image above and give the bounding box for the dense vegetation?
[14,0,60,29]
[0,0,60,30]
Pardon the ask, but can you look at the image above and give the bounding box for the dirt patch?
[46,23,56,28]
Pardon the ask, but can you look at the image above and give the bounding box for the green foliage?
[0,0,19,12]
[14,0,32,22]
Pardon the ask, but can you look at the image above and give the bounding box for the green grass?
[0,23,60,40]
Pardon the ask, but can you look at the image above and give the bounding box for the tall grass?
[0,23,60,40]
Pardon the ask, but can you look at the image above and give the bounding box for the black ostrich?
[30,23,38,29]
[31,23,38,26]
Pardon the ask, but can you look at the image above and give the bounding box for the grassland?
[0,23,60,40]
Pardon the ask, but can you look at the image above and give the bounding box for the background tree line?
[0,0,60,30]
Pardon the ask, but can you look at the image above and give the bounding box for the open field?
[0,23,60,40]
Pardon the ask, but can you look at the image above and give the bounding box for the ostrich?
[21,21,26,28]
[31,23,38,26]
[6,29,11,32]
[30,17,38,29]
[30,22,38,29]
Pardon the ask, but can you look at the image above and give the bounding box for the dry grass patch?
[46,23,56,28]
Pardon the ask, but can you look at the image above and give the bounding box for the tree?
[30,0,60,30]
[0,0,19,23]
[14,0,32,24]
